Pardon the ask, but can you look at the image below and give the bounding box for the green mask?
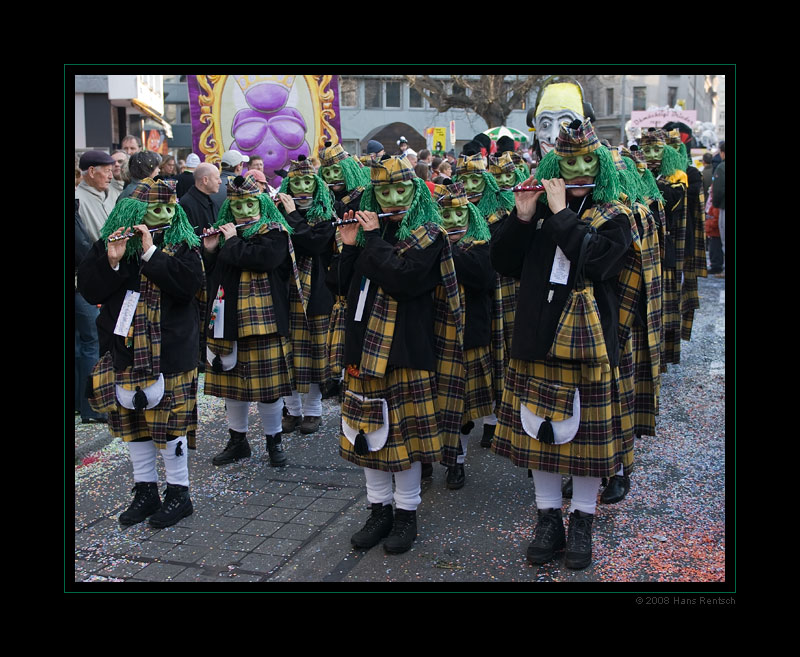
[230,197,261,220]
[492,171,516,189]
[143,202,176,228]
[559,153,599,181]
[320,165,343,186]
[373,180,414,209]
[441,206,469,240]
[460,173,485,195]
[642,142,664,173]
[288,174,317,197]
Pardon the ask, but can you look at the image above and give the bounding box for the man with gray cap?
[76,150,117,242]
[210,149,249,210]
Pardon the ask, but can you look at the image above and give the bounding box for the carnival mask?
[374,180,414,213]
[559,153,600,181]
[320,164,344,187]
[459,173,486,196]
[230,197,261,221]
[143,202,176,228]
[441,207,469,242]
[492,170,517,189]
[642,142,665,173]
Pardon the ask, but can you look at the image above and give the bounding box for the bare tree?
[405,74,546,129]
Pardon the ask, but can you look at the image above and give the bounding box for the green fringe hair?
[215,194,293,245]
[535,147,622,205]
[278,173,334,223]
[658,143,685,178]
[333,156,371,191]
[358,177,440,246]
[676,142,689,171]
[454,170,514,217]
[100,197,200,260]
[432,201,492,244]
[639,167,664,203]
[619,156,647,204]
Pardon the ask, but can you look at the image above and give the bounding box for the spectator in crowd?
[433,159,453,183]
[159,154,179,181]
[110,150,128,199]
[414,162,435,195]
[247,155,264,173]
[367,140,385,161]
[405,149,418,167]
[701,152,713,200]
[396,135,409,156]
[117,151,161,203]
[76,150,117,241]
[209,149,249,210]
[179,162,222,233]
[121,135,142,155]
[711,142,725,277]
[176,153,201,199]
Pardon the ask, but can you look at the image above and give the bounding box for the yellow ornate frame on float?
[191,75,339,170]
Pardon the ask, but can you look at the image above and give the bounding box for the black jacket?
[282,209,336,315]
[490,199,631,368]
[180,184,220,233]
[176,171,195,200]
[451,241,495,349]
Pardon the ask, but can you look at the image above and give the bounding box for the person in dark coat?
[179,163,222,234]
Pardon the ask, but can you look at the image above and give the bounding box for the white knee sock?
[457,435,469,464]
[226,399,251,433]
[283,390,303,417]
[257,399,285,435]
[161,436,190,487]
[483,412,497,426]
[364,467,393,506]
[568,476,601,515]
[393,462,422,511]
[531,469,563,511]
[303,383,322,416]
[128,440,158,483]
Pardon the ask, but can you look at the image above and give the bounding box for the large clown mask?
[559,152,599,199]
[288,174,316,209]
[374,180,414,220]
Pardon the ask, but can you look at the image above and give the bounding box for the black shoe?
[266,432,287,467]
[526,508,566,565]
[421,462,433,479]
[282,414,302,433]
[600,475,630,505]
[351,503,394,549]
[384,508,418,554]
[81,415,107,424]
[300,416,321,434]
[564,510,594,569]
[149,484,193,528]
[460,420,475,435]
[562,476,573,499]
[446,463,465,490]
[212,430,251,466]
[480,423,495,447]
[119,482,161,526]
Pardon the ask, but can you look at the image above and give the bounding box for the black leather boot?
[446,463,465,490]
[212,429,251,466]
[526,508,566,565]
[119,481,161,526]
[148,484,193,528]
[421,462,433,478]
[266,432,287,467]
[480,423,495,447]
[564,510,594,570]
[600,475,630,505]
[383,508,418,554]
[351,503,394,549]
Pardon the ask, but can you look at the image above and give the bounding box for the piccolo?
[332,210,410,226]
[199,218,261,238]
[506,184,596,193]
[108,225,171,242]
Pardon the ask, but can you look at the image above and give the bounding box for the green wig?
[535,146,622,206]
[675,142,690,171]
[321,156,371,192]
[278,172,334,224]
[619,156,647,204]
[215,193,293,245]
[657,143,685,178]
[100,197,200,261]
[454,170,514,218]
[431,201,492,245]
[358,177,440,246]
[638,167,665,203]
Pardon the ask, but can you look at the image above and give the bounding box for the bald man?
[179,162,223,233]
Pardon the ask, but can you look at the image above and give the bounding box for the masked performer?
[490,119,634,570]
[327,155,463,555]
[274,156,336,434]
[433,182,494,489]
[203,174,302,468]
[78,178,203,528]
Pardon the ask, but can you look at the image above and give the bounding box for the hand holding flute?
[106,225,155,268]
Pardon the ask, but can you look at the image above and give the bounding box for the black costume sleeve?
[452,242,495,291]
[326,243,359,297]
[77,239,133,305]
[218,230,289,272]
[490,209,536,279]
[284,210,336,256]
[141,245,204,303]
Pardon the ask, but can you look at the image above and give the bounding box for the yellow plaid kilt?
[203,334,294,402]
[661,268,682,366]
[108,369,198,449]
[464,345,494,421]
[491,358,634,478]
[632,323,658,436]
[288,308,330,391]
[339,368,442,472]
[327,296,347,376]
[681,274,700,341]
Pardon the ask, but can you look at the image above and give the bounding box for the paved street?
[69,274,731,591]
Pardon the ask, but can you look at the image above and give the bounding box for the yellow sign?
[432,127,447,154]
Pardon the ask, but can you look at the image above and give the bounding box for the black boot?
[480,423,495,447]
[266,432,287,467]
[212,429,251,466]
[562,476,573,499]
[460,420,475,435]
[446,463,465,490]
[351,503,394,549]
[600,475,630,505]
[421,462,433,479]
[564,510,594,570]
[384,508,418,554]
[526,508,566,565]
[148,484,193,528]
[119,481,161,526]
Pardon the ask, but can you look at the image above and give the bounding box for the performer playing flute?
[78,178,203,528]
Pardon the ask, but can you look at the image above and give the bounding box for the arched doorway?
[361,123,426,156]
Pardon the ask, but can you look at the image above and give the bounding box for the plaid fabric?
[634,202,663,391]
[434,182,470,208]
[203,333,294,401]
[108,369,198,448]
[287,157,316,177]
[632,323,658,436]
[226,175,261,198]
[615,197,644,337]
[492,274,518,401]
[491,358,632,478]
[288,287,330,390]
[463,345,494,421]
[455,153,486,176]
[487,152,516,175]
[548,282,609,364]
[327,296,347,374]
[237,269,279,337]
[665,129,682,147]
[369,156,415,183]
[639,129,666,146]
[554,117,602,157]
[340,368,443,472]
[130,177,177,204]
[318,142,349,167]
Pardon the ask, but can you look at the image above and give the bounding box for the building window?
[606,88,614,115]
[340,77,358,107]
[386,81,401,108]
[668,86,678,107]
[452,81,468,97]
[409,85,424,109]
[180,106,192,123]
[633,86,646,111]
[365,79,382,108]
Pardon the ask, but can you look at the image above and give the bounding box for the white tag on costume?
[212,299,225,338]
[355,277,370,322]
[549,247,571,285]
[114,290,140,337]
